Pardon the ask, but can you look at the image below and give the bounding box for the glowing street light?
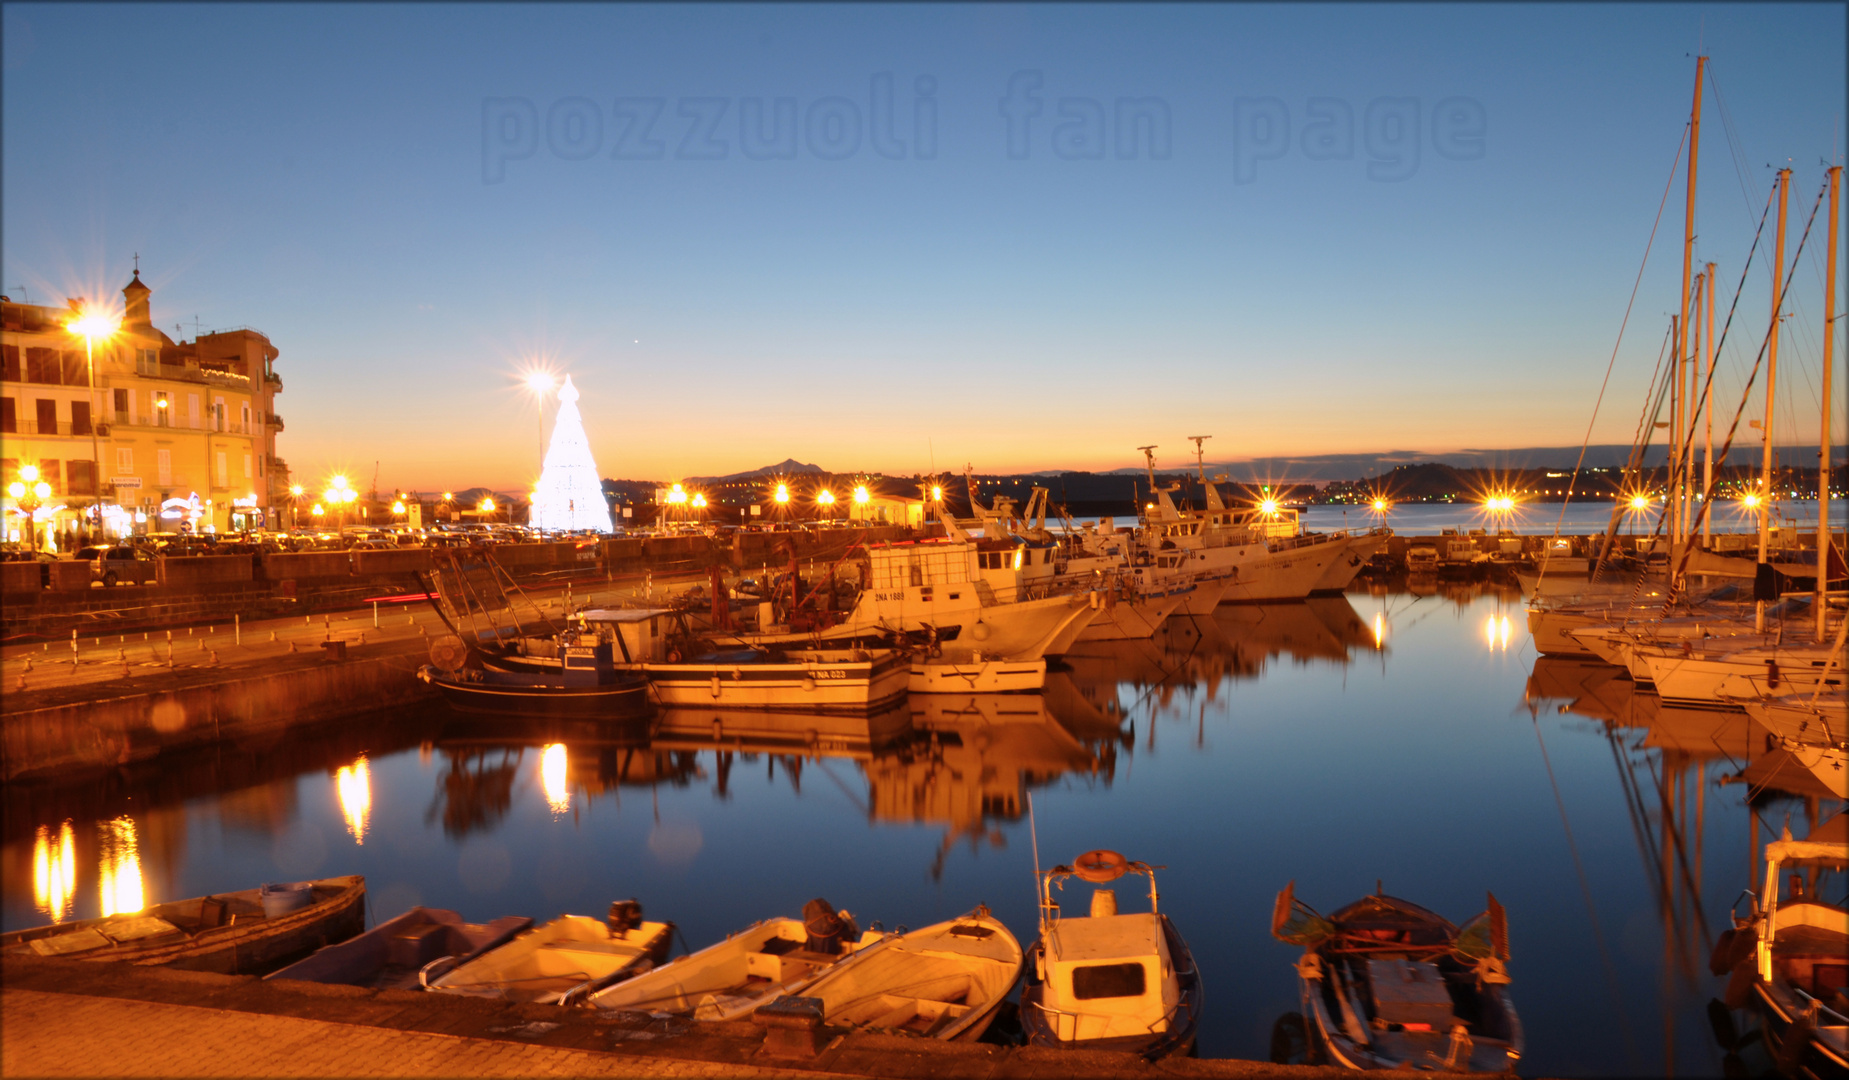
[773,483,790,505]
[1259,498,1280,515]
[1741,493,1761,509]
[853,485,869,504]
[7,465,54,552]
[66,304,121,541]
[1628,494,1651,511]
[691,493,707,509]
[930,485,943,501]
[521,370,556,472]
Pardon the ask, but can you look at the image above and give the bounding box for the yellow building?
[1,270,288,545]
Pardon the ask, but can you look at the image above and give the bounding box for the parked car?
[78,545,159,586]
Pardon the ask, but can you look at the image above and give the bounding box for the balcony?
[267,413,285,431]
[6,420,87,437]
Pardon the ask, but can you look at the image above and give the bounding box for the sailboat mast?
[1757,167,1791,633]
[1673,56,1706,547]
[1819,165,1840,641]
[1704,260,1717,548]
[1687,271,1703,538]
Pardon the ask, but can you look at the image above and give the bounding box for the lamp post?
[7,465,52,552]
[816,488,836,524]
[523,372,555,476]
[289,485,304,529]
[67,307,121,543]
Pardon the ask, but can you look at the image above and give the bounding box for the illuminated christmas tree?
[530,375,614,533]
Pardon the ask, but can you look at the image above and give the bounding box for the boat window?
[1071,962,1147,1000]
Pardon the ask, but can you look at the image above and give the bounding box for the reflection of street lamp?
[7,465,53,552]
[67,306,121,542]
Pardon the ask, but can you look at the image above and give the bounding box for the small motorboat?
[424,900,672,1004]
[908,652,1047,694]
[1271,882,1522,1072]
[1020,850,1200,1058]
[265,906,533,990]
[418,628,651,718]
[1708,814,1848,1078]
[586,898,878,1019]
[773,905,1022,1040]
[0,875,366,975]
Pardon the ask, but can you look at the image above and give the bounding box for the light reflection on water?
[32,822,75,922]
[96,817,144,918]
[4,580,1842,1077]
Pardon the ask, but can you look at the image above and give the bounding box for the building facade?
[1,271,288,546]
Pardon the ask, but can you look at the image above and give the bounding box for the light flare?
[1372,612,1387,650]
[33,821,77,922]
[1484,614,1513,652]
[336,755,372,845]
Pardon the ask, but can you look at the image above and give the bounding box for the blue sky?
[4,3,1843,489]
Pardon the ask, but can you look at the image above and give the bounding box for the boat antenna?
[1028,790,1045,930]
[1188,435,1210,486]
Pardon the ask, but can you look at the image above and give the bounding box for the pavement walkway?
[2,989,832,1079]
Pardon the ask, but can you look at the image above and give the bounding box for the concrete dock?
[1,954,1364,1079]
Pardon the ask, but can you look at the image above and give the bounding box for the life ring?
[1073,849,1128,883]
[666,650,683,664]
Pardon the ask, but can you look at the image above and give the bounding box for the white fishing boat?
[909,652,1047,694]
[1638,637,1846,708]
[424,902,672,1004]
[1020,850,1200,1058]
[1708,816,1848,1077]
[775,906,1023,1041]
[587,900,879,1019]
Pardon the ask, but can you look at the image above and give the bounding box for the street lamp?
[289,484,304,529]
[522,371,555,475]
[816,489,836,522]
[67,305,121,543]
[7,465,53,552]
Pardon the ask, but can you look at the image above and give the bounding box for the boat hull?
[645,650,909,712]
[420,666,652,718]
[2,875,367,976]
[909,656,1047,694]
[1078,594,1186,641]
[266,907,533,990]
[1020,913,1201,1059]
[427,914,674,1005]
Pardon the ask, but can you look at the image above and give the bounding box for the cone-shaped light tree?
[530,375,615,532]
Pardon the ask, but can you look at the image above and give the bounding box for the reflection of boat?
[1021,850,1199,1058]
[653,702,913,758]
[426,903,673,1005]
[589,900,879,1019]
[1710,815,1848,1078]
[1271,884,1522,1072]
[777,906,1022,1041]
[2,875,367,975]
[266,906,532,990]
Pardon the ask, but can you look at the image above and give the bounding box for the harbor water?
[4,580,1840,1077]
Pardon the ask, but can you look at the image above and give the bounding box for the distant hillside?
[686,459,826,484]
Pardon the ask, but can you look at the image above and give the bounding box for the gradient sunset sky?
[4,3,1844,491]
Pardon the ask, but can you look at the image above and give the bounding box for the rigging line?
[1532,712,1641,1067]
[1641,752,1715,954]
[1707,68,1768,231]
[1594,322,1677,583]
[1540,120,1689,594]
[1669,179,1828,599]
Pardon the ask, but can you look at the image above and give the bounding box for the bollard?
[235,615,241,645]
[306,615,311,625]
[209,649,217,665]
[373,602,379,628]
[209,624,214,634]
[270,631,277,643]
[22,658,32,672]
[357,632,365,646]
[16,674,24,692]
[289,641,297,653]
[199,638,207,652]
[117,648,126,661]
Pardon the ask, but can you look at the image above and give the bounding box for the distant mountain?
[686,459,826,483]
[1099,445,1836,482]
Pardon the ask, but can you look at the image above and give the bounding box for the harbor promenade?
[1,955,1355,1079]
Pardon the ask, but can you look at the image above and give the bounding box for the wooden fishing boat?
[0,875,366,975]
[1709,815,1849,1078]
[1020,850,1201,1058]
[1271,883,1522,1072]
[773,905,1022,1041]
[908,653,1046,694]
[586,899,878,1018]
[424,901,673,1004]
[418,628,651,718]
[265,907,533,990]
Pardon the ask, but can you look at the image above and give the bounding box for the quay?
[2,953,1354,1079]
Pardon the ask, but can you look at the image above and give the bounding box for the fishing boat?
[771,905,1022,1041]
[417,648,652,718]
[1270,883,1522,1072]
[265,907,533,990]
[909,652,1046,694]
[1020,850,1201,1058]
[424,901,673,1004]
[1708,815,1848,1078]
[0,875,366,975]
[586,899,879,1018]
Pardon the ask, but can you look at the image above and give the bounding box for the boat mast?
[1757,167,1791,633]
[1672,56,1705,550]
[1188,435,1211,500]
[1687,272,1703,541]
[1704,260,1717,549]
[1818,165,1840,641]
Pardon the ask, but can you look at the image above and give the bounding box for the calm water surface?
[6,581,1843,1077]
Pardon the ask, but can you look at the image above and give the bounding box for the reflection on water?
[97,817,144,918]
[33,821,75,922]
[335,756,372,845]
[2,589,1839,1077]
[540,744,570,817]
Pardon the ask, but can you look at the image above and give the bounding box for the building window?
[187,394,199,428]
[154,392,169,426]
[70,400,91,436]
[35,398,56,435]
[1,345,19,381]
[215,451,227,486]
[113,388,128,417]
[0,397,13,434]
[241,404,251,432]
[39,459,61,495]
[117,447,133,472]
[60,350,84,386]
[25,348,58,384]
[156,449,172,486]
[67,459,95,497]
